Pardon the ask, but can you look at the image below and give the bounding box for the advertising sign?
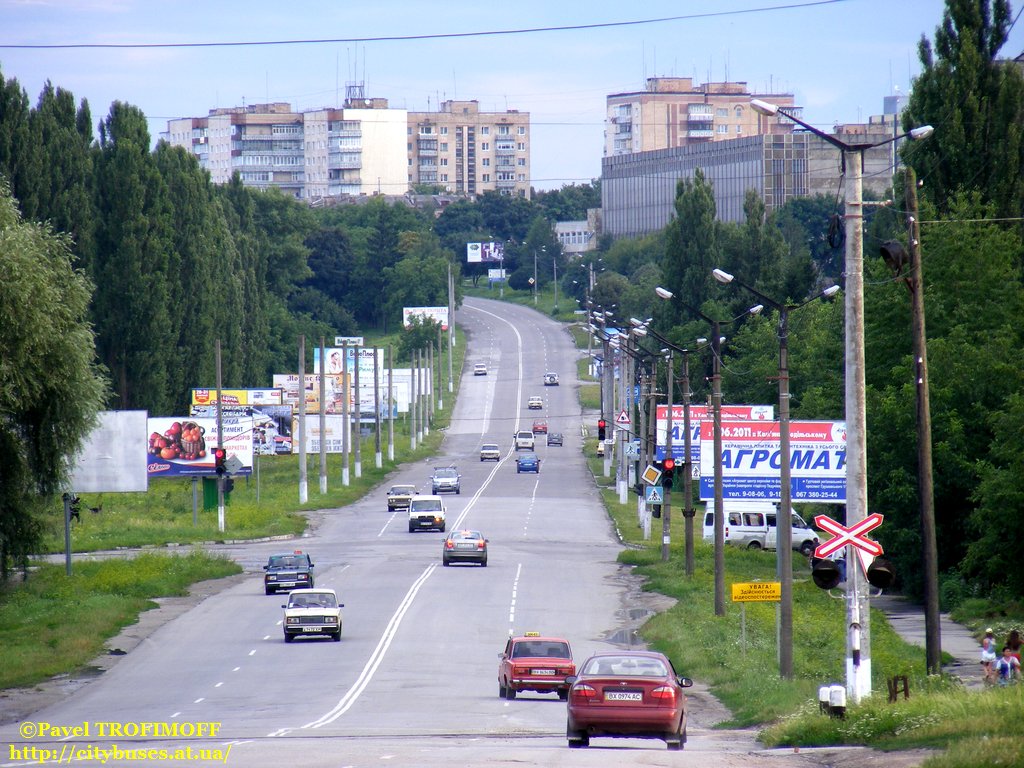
[655,404,774,462]
[273,373,348,414]
[292,414,347,453]
[698,420,847,503]
[190,404,293,456]
[191,388,282,406]
[466,241,505,263]
[402,306,449,331]
[487,268,507,284]
[70,410,149,493]
[147,416,254,478]
[313,346,384,378]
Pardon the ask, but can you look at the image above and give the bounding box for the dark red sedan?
[566,651,693,750]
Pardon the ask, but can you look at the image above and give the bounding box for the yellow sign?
[731,581,781,602]
[641,465,663,485]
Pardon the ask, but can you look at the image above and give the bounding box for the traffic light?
[597,419,607,441]
[651,504,662,519]
[866,557,895,590]
[214,447,227,476]
[662,457,676,490]
[811,557,843,590]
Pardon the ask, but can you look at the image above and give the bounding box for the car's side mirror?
[280,604,287,609]
[339,603,345,608]
[263,565,269,570]
[565,675,578,685]
[678,676,694,688]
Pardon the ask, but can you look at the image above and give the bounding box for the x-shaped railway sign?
[813,513,884,559]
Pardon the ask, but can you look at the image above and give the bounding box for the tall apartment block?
[407,100,531,199]
[605,77,798,157]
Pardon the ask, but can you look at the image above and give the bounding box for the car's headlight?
[286,617,300,625]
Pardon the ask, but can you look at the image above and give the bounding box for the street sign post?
[644,486,664,505]
[641,465,663,485]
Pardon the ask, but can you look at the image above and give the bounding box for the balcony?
[687,128,714,138]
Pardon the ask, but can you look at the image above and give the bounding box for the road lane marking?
[508,563,522,631]
[295,564,438,731]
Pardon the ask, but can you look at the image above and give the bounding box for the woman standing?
[981,628,998,684]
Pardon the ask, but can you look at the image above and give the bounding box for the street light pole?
[751,98,932,700]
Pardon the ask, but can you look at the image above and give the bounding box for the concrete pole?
[447,264,454,394]
[778,309,794,679]
[437,325,444,411]
[374,346,382,469]
[387,345,395,462]
[341,342,350,487]
[298,336,308,504]
[354,345,362,478]
[681,350,695,577]
[661,349,674,562]
[844,146,870,703]
[410,350,418,451]
[319,338,328,494]
[712,323,725,616]
[216,339,225,531]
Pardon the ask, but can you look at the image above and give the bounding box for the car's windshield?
[582,656,668,676]
[289,593,336,608]
[412,499,442,511]
[390,486,414,494]
[269,556,306,568]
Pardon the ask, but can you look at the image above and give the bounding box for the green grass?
[0,551,240,689]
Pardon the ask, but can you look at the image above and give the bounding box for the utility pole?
[354,344,362,478]
[319,338,327,494]
[216,339,225,532]
[387,345,395,462]
[448,264,454,394]
[298,336,308,504]
[711,323,725,616]
[681,349,695,577]
[662,348,674,562]
[905,168,941,675]
[374,346,382,469]
[341,342,350,487]
[410,350,418,450]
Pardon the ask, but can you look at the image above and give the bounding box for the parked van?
[702,501,819,556]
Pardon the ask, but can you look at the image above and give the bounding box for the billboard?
[698,420,847,503]
[655,404,774,462]
[147,416,254,478]
[402,306,449,331]
[70,410,149,493]
[466,241,505,263]
[273,373,348,414]
[191,404,293,456]
[191,388,282,406]
[313,346,385,378]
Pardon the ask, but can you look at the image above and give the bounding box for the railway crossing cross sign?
[813,513,884,560]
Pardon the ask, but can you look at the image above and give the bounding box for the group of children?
[980,628,1022,685]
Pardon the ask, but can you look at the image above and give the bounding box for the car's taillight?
[651,686,676,702]
[445,540,454,549]
[477,540,485,549]
[571,684,597,699]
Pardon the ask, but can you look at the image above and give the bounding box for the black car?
[547,432,564,446]
[264,551,315,595]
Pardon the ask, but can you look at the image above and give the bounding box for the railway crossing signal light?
[866,557,895,590]
[811,558,843,590]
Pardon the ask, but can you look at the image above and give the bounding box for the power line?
[1,1,847,50]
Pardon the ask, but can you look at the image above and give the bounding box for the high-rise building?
[407,100,531,199]
[605,77,798,157]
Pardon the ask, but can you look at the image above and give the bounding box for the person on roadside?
[981,628,998,683]
[1005,629,1022,664]
[995,645,1021,686]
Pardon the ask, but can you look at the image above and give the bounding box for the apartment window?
[717,125,728,134]
[498,125,510,135]
[735,106,744,119]
[716,108,728,117]
[518,126,526,135]
[517,142,525,151]
[440,158,448,166]
[517,158,526,166]
[736,125,743,134]
[517,173,526,181]
[440,142,448,151]
[482,173,490,182]
[440,126,448,135]
[482,158,490,167]
[407,127,412,135]
[481,142,489,151]
[480,127,489,135]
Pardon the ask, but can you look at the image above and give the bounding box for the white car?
[480,443,501,461]
[543,372,559,386]
[527,396,543,410]
[474,363,488,376]
[282,588,343,643]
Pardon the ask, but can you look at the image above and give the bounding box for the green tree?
[533,181,601,221]
[0,179,108,578]
[661,170,719,324]
[903,0,1024,220]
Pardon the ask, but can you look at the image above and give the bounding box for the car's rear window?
[482,444,499,450]
[582,656,668,676]
[513,641,570,658]
[435,469,457,478]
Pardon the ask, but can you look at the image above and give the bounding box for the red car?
[498,633,575,700]
[531,419,548,434]
[566,651,693,750]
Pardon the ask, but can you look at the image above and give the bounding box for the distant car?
[516,452,540,473]
[263,551,314,595]
[499,632,575,700]
[282,588,343,643]
[547,432,564,447]
[480,443,501,462]
[473,363,488,376]
[431,466,461,494]
[386,484,416,511]
[532,419,548,434]
[543,373,560,386]
[514,430,536,451]
[566,651,693,750]
[441,529,488,567]
[527,396,543,410]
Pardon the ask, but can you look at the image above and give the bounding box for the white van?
[702,501,819,556]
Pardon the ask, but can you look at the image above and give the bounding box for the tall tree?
[904,0,1024,220]
[661,169,719,324]
[0,179,108,578]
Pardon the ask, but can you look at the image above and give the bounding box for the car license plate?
[301,626,323,632]
[456,543,475,549]
[605,690,642,701]
[531,669,556,675]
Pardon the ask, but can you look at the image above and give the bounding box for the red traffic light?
[597,419,607,429]
[214,447,227,475]
[663,457,676,472]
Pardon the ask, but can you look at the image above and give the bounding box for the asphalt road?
[0,297,925,768]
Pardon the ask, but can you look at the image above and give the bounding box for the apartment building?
[407,100,531,199]
[605,77,798,157]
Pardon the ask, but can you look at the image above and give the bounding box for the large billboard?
[147,416,254,478]
[272,373,348,414]
[655,404,774,462]
[402,306,449,331]
[698,420,847,503]
[313,346,385,378]
[466,241,505,263]
[191,388,282,406]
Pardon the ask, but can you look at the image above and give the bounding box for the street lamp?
[751,98,933,701]
[713,267,840,680]
[654,286,727,614]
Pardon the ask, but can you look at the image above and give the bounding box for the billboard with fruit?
[147,417,254,478]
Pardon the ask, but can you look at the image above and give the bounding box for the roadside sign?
[645,486,664,504]
[813,514,884,559]
[616,409,630,426]
[641,465,663,485]
[731,581,781,602]
[624,443,640,458]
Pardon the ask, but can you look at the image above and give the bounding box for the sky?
[2,0,1023,192]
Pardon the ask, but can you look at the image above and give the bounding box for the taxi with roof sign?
[498,631,575,700]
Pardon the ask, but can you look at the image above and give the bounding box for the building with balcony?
[407,100,531,199]
[605,77,798,157]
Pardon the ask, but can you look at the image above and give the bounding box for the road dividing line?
[508,563,522,632]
